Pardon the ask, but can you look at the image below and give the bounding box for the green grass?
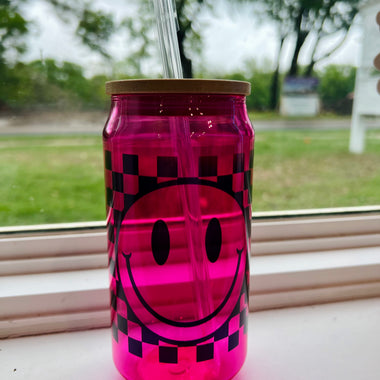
[0,135,105,226]
[253,129,380,211]
[248,111,350,121]
[0,130,379,226]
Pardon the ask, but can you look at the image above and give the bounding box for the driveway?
[1,111,378,135]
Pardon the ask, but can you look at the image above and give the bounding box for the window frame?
[1,206,380,339]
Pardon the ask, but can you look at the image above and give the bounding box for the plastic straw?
[152,0,212,319]
[152,0,183,78]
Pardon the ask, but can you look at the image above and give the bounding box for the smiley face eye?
[205,218,222,263]
[151,220,170,265]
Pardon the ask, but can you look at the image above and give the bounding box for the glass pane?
[1,0,379,227]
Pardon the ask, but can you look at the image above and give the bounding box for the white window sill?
[1,298,380,380]
[1,209,380,339]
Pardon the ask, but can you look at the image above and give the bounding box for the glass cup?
[103,79,254,380]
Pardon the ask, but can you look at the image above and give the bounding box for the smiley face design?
[115,181,247,345]
[106,153,252,362]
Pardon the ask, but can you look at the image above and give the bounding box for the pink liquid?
[103,93,254,380]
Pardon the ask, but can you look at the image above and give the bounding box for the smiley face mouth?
[121,247,244,328]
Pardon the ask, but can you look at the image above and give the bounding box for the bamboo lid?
[106,79,250,96]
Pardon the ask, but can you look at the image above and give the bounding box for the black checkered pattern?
[110,279,249,363]
[105,149,253,363]
[104,151,253,213]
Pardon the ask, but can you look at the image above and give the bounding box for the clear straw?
[152,0,183,78]
[152,0,212,320]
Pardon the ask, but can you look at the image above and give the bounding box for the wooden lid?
[106,79,250,96]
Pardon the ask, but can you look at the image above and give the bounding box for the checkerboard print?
[105,149,253,363]
[104,150,253,217]
[110,276,249,363]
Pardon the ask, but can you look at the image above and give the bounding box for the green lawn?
[253,129,380,211]
[248,111,349,121]
[0,136,105,226]
[0,130,379,227]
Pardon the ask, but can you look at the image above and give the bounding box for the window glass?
[1,0,379,227]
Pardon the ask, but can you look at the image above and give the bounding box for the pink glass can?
[103,79,254,380]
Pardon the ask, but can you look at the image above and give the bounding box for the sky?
[19,0,362,78]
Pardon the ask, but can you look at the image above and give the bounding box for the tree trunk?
[269,36,285,110]
[288,8,306,77]
[269,68,279,110]
[177,29,193,78]
[304,60,315,77]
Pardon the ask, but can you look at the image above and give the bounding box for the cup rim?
[105,79,251,96]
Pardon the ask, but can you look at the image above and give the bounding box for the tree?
[126,0,211,78]
[0,0,115,64]
[0,0,28,66]
[0,0,115,109]
[1,0,210,80]
[318,64,356,113]
[243,0,360,109]
[42,0,115,59]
